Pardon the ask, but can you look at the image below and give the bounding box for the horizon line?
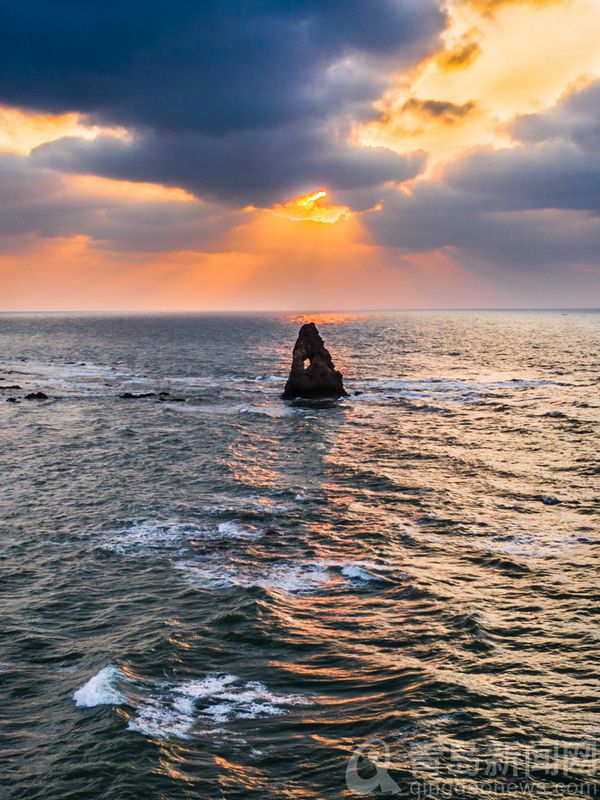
[0,307,599,315]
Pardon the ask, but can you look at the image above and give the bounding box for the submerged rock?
[282,322,347,400]
[119,390,186,403]
[24,391,48,400]
[119,391,157,399]
[158,391,186,402]
[538,495,561,506]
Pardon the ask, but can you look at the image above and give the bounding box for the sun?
[271,189,351,224]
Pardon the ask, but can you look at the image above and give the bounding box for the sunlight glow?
[271,189,351,224]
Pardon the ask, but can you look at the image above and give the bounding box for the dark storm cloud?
[0,0,443,204]
[32,128,426,206]
[0,2,444,133]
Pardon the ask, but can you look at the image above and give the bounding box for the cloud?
[446,78,600,213]
[0,1,443,204]
[0,152,242,252]
[443,143,600,214]
[31,127,427,206]
[436,39,482,71]
[357,0,600,168]
[1,0,598,310]
[467,0,562,13]
[368,182,600,266]
[402,98,477,121]
[364,77,600,272]
[0,2,444,132]
[510,78,600,150]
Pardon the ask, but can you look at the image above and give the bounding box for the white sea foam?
[340,564,378,582]
[176,561,334,593]
[105,517,262,556]
[74,666,306,739]
[216,521,262,539]
[104,520,192,555]
[256,563,333,593]
[126,673,307,739]
[244,496,295,514]
[177,559,381,594]
[127,698,196,739]
[238,404,295,418]
[23,361,122,379]
[175,560,237,589]
[350,376,565,405]
[73,665,125,707]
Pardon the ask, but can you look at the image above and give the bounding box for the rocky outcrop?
[119,391,157,399]
[282,322,347,400]
[119,390,186,402]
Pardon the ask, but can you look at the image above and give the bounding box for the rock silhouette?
[119,390,186,402]
[282,322,347,400]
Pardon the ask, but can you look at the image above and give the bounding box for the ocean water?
[0,311,598,799]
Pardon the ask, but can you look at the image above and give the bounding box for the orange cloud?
[436,36,482,71]
[68,174,195,204]
[467,0,564,13]
[0,104,127,155]
[357,0,600,167]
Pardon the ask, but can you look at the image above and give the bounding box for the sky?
[1,0,599,311]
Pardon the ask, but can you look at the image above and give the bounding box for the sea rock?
[538,495,561,506]
[119,391,157,399]
[24,391,48,400]
[282,322,347,400]
[119,390,186,402]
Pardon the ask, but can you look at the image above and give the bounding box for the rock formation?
[119,390,186,402]
[282,322,347,400]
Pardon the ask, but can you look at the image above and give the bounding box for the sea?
[0,311,598,799]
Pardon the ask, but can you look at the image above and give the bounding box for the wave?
[73,665,125,707]
[348,376,570,405]
[74,666,309,739]
[103,517,263,555]
[176,559,383,594]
